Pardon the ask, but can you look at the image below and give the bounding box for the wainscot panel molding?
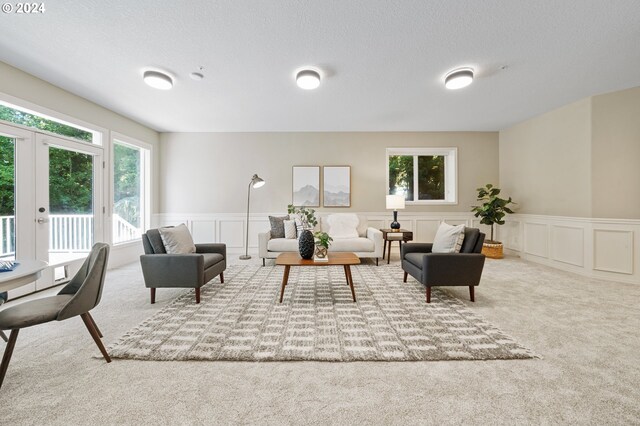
[501,214,639,284]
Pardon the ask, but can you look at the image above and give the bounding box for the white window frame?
[386,147,458,205]
[0,92,104,145]
[110,132,151,246]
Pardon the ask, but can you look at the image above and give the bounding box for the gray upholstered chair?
[401,228,486,303]
[0,292,7,342]
[0,243,111,389]
[140,229,226,304]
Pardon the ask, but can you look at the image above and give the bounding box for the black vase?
[298,230,315,259]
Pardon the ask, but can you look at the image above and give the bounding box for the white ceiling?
[1,0,639,132]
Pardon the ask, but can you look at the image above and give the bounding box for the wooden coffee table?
[275,252,360,303]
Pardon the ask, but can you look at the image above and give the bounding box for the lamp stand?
[390,210,401,230]
[240,181,253,260]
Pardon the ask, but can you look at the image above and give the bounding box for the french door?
[0,123,103,298]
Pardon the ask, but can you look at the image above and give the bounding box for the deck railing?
[0,214,141,257]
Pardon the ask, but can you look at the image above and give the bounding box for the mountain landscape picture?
[292,166,320,206]
[323,166,350,207]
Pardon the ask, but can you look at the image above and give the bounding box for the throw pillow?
[327,213,359,240]
[432,222,466,253]
[269,215,289,239]
[283,220,297,239]
[158,223,196,254]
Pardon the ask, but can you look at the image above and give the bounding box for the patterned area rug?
[108,265,537,361]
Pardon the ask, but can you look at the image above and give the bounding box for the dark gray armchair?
[140,229,226,304]
[401,228,486,303]
[0,243,111,389]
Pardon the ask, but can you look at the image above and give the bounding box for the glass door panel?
[35,134,102,290]
[0,135,16,261]
[48,146,95,264]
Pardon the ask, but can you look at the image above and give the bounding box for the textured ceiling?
[1,0,639,132]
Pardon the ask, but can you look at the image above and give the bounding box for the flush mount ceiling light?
[296,69,321,90]
[143,70,173,90]
[444,67,474,90]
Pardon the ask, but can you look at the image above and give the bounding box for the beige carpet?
[108,265,536,361]
[2,255,639,425]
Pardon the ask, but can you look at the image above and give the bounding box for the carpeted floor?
[1,254,639,425]
[108,264,536,361]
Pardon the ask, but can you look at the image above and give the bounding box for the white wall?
[499,98,592,217]
[498,86,640,284]
[591,87,640,219]
[159,131,499,214]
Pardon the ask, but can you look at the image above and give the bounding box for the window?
[0,102,96,143]
[386,147,457,204]
[112,136,150,244]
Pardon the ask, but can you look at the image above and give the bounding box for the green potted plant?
[313,231,333,259]
[287,204,318,228]
[471,184,515,259]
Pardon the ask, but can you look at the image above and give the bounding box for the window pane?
[0,136,15,260]
[388,155,414,201]
[417,155,445,200]
[113,142,142,244]
[49,147,94,264]
[0,104,93,142]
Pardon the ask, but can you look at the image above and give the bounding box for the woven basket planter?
[482,242,504,259]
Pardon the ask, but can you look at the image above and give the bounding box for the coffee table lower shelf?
[275,252,361,303]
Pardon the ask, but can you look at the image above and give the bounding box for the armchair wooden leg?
[0,330,7,342]
[376,258,379,266]
[403,271,408,283]
[0,329,19,389]
[195,287,201,304]
[262,258,266,267]
[81,313,111,363]
[426,287,431,303]
[150,288,156,304]
[219,273,224,283]
[88,314,103,338]
[469,286,475,302]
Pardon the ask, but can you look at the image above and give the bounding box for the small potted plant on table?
[313,231,333,260]
[471,184,515,259]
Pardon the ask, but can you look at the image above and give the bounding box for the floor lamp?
[240,174,265,260]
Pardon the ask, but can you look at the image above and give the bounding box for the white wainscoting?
[500,214,639,284]
[152,212,640,285]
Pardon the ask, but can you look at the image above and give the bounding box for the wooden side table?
[380,229,413,264]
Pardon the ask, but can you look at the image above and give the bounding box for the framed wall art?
[323,166,351,207]
[292,166,320,207]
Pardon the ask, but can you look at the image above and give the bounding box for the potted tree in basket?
[471,184,515,259]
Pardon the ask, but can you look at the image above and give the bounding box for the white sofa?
[258,214,384,265]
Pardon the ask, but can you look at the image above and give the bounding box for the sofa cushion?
[326,214,359,239]
[268,238,300,252]
[460,228,481,253]
[405,253,425,269]
[202,253,224,269]
[269,215,289,239]
[432,223,465,253]
[159,224,196,254]
[329,237,374,252]
[283,220,297,239]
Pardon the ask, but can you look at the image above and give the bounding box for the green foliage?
[417,155,445,200]
[287,204,317,228]
[48,147,93,213]
[388,155,414,200]
[471,184,515,243]
[0,105,92,142]
[313,231,333,248]
[113,143,141,226]
[0,137,15,215]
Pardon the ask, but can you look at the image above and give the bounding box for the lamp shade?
[250,174,265,188]
[386,194,405,210]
